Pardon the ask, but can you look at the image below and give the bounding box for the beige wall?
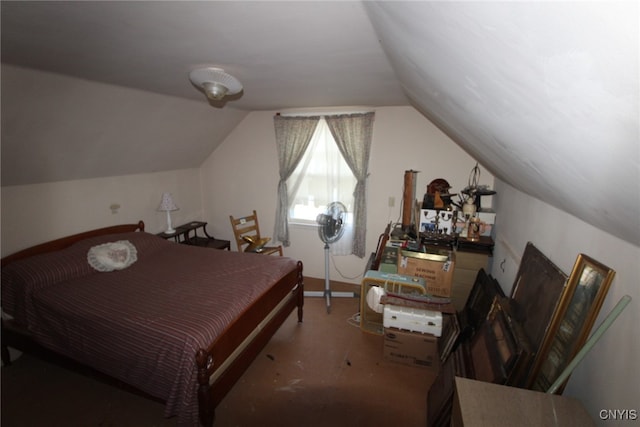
[1,168,203,256]
[199,106,494,283]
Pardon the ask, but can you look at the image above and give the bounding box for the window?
[274,111,373,258]
[288,118,356,223]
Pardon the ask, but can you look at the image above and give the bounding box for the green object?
[379,246,399,273]
[547,294,632,394]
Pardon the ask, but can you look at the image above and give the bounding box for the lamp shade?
[158,193,179,212]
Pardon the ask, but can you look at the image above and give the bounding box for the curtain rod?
[276,109,375,117]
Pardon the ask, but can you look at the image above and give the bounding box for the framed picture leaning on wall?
[528,254,616,393]
[510,242,568,357]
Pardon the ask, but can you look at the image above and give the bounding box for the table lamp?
[158,192,179,234]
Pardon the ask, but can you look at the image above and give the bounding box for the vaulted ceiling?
[1,1,638,246]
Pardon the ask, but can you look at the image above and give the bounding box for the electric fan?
[307,201,356,313]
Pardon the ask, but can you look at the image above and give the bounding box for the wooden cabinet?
[451,249,490,311]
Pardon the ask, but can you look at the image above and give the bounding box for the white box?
[383,304,443,337]
[420,209,456,235]
[454,210,496,237]
[477,211,496,236]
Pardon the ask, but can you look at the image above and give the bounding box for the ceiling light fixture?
[189,67,243,101]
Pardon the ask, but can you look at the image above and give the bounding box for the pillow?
[87,240,138,272]
[73,231,169,258]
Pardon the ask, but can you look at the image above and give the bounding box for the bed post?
[196,349,215,427]
[297,261,304,323]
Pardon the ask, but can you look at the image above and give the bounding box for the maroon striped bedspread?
[1,231,299,426]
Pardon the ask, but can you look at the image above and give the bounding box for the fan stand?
[304,242,356,313]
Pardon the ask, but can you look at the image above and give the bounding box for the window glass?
[288,118,356,223]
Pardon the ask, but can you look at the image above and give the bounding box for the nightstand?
[157,221,231,250]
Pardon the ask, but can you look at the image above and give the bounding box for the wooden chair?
[229,210,283,256]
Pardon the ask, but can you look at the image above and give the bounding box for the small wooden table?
[157,221,231,250]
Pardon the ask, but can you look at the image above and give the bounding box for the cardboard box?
[397,250,455,298]
[383,327,440,370]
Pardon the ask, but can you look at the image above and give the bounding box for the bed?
[1,221,304,426]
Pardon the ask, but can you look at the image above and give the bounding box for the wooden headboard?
[1,221,145,267]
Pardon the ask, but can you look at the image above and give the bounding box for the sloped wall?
[1,64,248,186]
[492,179,639,423]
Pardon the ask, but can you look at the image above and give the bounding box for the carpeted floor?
[1,294,437,427]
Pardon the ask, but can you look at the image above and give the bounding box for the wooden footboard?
[196,260,304,426]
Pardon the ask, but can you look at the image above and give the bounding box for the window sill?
[289,220,318,229]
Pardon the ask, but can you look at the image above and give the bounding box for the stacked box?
[383,305,443,337]
[383,328,440,370]
[397,250,455,298]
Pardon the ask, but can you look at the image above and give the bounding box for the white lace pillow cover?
[87,240,138,272]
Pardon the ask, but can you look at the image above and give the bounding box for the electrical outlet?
[388,196,395,207]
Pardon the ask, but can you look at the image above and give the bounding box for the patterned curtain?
[273,115,320,246]
[325,112,375,258]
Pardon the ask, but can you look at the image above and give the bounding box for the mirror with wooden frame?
[528,254,615,393]
[510,242,568,356]
[469,296,534,387]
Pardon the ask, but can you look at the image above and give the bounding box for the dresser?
[451,247,491,311]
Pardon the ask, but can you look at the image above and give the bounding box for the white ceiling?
[1,1,638,246]
[1,1,407,109]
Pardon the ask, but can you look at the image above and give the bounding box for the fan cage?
[317,201,347,244]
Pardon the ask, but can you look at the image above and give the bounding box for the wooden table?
[157,221,230,250]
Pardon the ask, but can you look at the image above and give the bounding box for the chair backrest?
[229,210,264,252]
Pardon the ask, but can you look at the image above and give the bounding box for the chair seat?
[248,245,283,256]
[229,210,283,256]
